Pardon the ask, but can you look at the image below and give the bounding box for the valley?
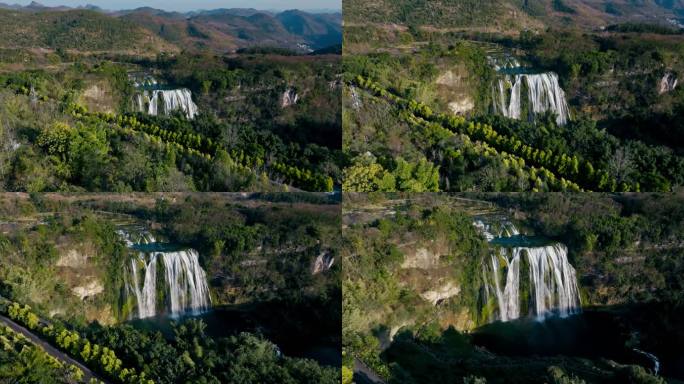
[342,1,684,192]
[342,192,684,383]
[0,3,342,193]
[0,192,342,383]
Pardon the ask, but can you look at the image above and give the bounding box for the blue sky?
[11,0,341,11]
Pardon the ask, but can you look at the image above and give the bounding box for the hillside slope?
[0,9,176,53]
[120,8,342,52]
[526,0,684,28]
[343,0,541,30]
[343,0,684,30]
[0,5,342,54]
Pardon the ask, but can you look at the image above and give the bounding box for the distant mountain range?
[344,0,684,31]
[0,2,341,53]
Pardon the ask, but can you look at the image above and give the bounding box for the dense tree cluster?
[350,76,624,191]
[346,59,684,192]
[0,321,85,384]
[81,320,338,384]
[0,49,342,192]
[4,302,152,384]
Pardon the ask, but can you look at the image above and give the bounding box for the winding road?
[0,314,109,384]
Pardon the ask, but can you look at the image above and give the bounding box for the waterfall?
[312,252,335,274]
[491,73,570,126]
[160,250,211,315]
[475,220,581,322]
[128,254,158,319]
[281,88,299,108]
[145,89,199,119]
[659,73,678,94]
[130,73,199,119]
[488,55,520,71]
[482,244,581,322]
[120,230,211,319]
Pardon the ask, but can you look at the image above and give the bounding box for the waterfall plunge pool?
[472,305,684,379]
[117,226,340,367]
[126,302,341,367]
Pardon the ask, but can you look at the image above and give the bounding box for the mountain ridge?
[343,0,684,31]
[0,8,176,53]
[0,3,341,53]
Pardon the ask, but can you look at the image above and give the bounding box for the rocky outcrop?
[436,69,475,115]
[56,249,91,268]
[54,245,112,323]
[436,70,463,87]
[72,280,104,300]
[349,86,362,110]
[399,237,450,270]
[401,247,442,269]
[420,281,460,305]
[449,99,475,115]
[390,321,414,340]
[80,81,117,114]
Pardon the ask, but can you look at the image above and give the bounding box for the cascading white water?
[160,250,211,315]
[137,89,199,120]
[492,73,570,126]
[488,55,520,71]
[148,89,199,119]
[659,73,678,94]
[130,74,199,119]
[119,229,211,319]
[116,229,156,247]
[473,219,520,241]
[476,220,581,322]
[281,88,299,108]
[128,254,159,319]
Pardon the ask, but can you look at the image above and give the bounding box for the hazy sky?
[11,0,340,12]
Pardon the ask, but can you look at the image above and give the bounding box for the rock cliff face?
[56,248,92,268]
[435,68,476,115]
[72,280,104,300]
[420,282,460,305]
[393,234,475,332]
[400,247,443,270]
[52,244,114,324]
[79,80,119,114]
